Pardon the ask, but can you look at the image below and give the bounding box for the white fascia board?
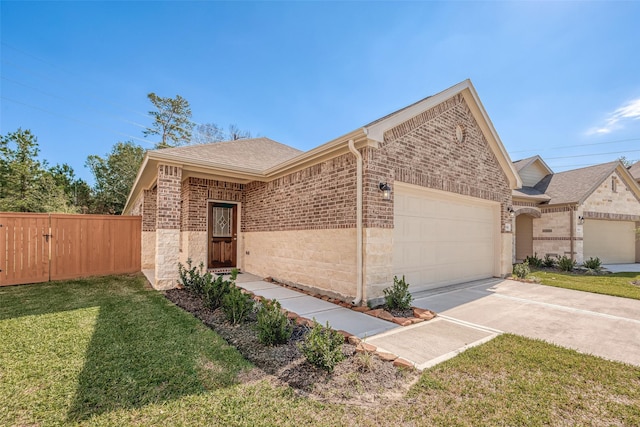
[123,154,151,215]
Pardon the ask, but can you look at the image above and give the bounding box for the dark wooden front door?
[208,203,238,269]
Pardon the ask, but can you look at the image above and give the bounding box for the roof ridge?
[551,160,618,175]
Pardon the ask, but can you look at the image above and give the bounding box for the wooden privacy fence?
[0,213,141,286]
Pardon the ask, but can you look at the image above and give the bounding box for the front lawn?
[532,270,640,300]
[1,274,639,426]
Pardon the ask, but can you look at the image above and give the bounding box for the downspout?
[570,206,575,261]
[348,139,364,306]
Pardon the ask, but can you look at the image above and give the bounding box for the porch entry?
[208,202,237,269]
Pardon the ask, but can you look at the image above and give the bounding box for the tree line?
[0,93,251,214]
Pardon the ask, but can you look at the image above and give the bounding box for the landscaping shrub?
[178,258,207,294]
[221,285,254,324]
[513,261,530,279]
[583,257,602,270]
[524,253,543,268]
[298,320,345,372]
[542,254,556,268]
[557,255,576,272]
[384,275,413,310]
[203,275,232,309]
[256,299,292,346]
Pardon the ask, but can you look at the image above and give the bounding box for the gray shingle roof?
[512,186,551,201]
[534,161,618,205]
[629,161,640,181]
[151,137,303,172]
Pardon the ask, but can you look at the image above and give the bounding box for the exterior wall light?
[507,207,515,218]
[379,182,392,201]
[578,215,584,225]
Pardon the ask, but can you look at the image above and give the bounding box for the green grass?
[0,275,345,426]
[531,270,640,300]
[389,334,640,426]
[1,274,639,426]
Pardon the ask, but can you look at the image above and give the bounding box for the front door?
[208,203,237,269]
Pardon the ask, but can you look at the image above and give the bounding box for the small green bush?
[513,261,530,279]
[203,275,232,309]
[524,253,543,268]
[221,285,254,324]
[557,255,576,272]
[298,320,345,372]
[178,259,207,294]
[384,275,413,310]
[542,254,556,268]
[256,299,292,346]
[583,257,602,270]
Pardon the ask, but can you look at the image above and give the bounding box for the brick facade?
[181,178,244,232]
[363,93,512,229]
[156,165,182,230]
[243,154,357,232]
[142,188,157,232]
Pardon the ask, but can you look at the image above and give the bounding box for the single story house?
[512,156,640,264]
[124,79,521,303]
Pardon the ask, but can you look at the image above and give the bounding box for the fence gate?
[0,213,50,286]
[0,213,141,286]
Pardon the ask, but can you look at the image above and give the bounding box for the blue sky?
[2,1,639,184]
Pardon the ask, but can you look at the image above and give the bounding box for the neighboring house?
[629,161,640,185]
[124,79,521,303]
[512,156,640,264]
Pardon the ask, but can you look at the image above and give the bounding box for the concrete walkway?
[235,273,501,369]
[236,275,396,338]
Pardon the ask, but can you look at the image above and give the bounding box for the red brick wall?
[363,93,512,228]
[142,187,157,232]
[182,178,244,232]
[243,154,357,232]
[156,165,182,230]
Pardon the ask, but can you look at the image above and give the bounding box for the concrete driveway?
[603,263,640,273]
[412,279,640,366]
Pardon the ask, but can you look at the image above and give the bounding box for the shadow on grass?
[0,275,249,422]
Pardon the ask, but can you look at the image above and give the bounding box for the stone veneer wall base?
[155,229,181,290]
[243,228,357,299]
[142,231,156,270]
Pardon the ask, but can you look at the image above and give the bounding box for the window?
[612,177,617,193]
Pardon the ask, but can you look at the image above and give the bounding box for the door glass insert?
[213,207,232,237]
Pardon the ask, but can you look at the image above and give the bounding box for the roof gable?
[534,161,640,205]
[363,79,521,189]
[513,155,554,187]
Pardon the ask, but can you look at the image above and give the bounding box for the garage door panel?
[393,185,498,292]
[584,220,635,264]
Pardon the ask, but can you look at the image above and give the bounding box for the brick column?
[155,164,182,289]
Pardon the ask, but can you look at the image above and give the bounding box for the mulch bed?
[164,289,418,406]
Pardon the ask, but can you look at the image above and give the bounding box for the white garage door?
[583,219,635,264]
[393,183,499,292]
